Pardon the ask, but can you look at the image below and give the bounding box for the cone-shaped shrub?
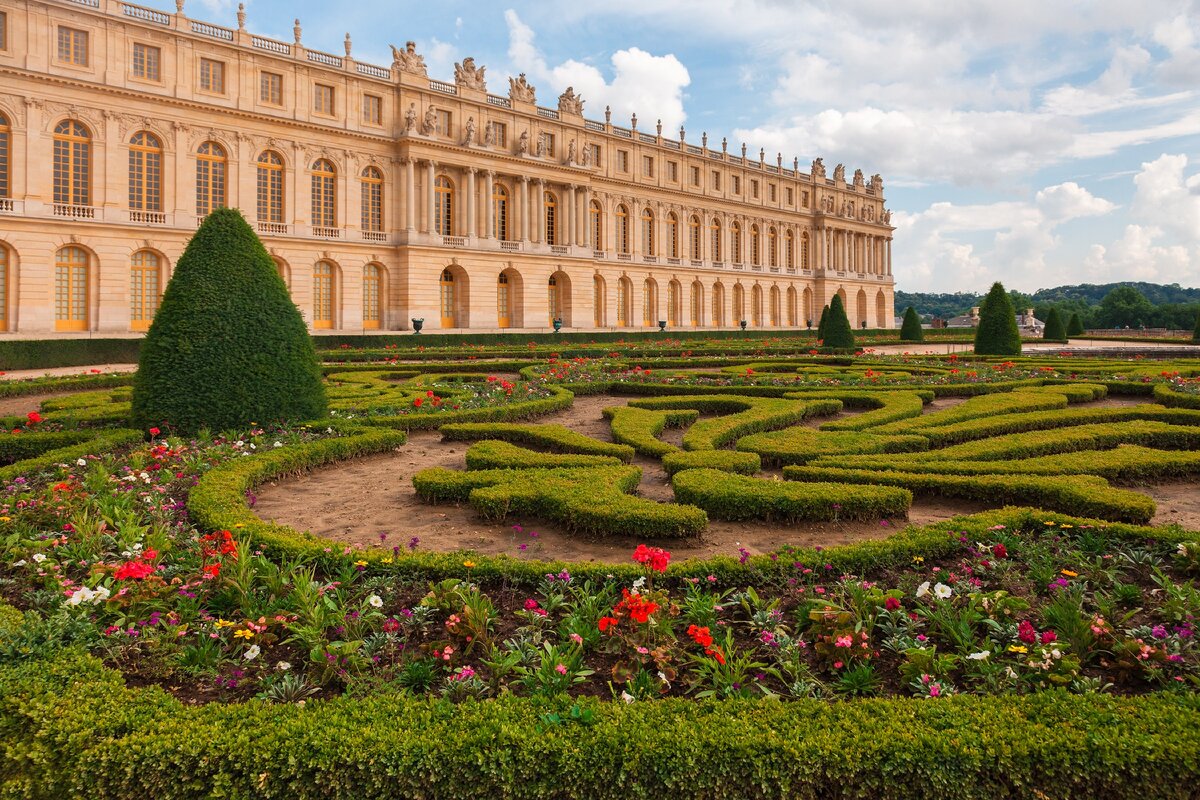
[1068,312,1086,337]
[1043,308,1067,341]
[1193,311,1200,343]
[131,209,326,434]
[973,282,1022,356]
[823,294,856,350]
[900,306,924,342]
[816,305,829,341]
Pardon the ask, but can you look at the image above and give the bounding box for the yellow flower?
[1043,521,1057,526]
[234,523,246,529]
[381,557,394,565]
[463,560,477,569]
[0,516,11,523]
[1008,645,1028,654]
[233,629,254,639]
[354,560,368,567]
[1059,524,1074,529]
[1061,569,1078,578]
[912,556,924,565]
[214,619,235,628]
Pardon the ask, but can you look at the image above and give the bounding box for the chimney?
[970,306,980,318]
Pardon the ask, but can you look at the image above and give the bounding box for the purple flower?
[408,536,420,551]
[738,547,750,565]
[1152,625,1168,639]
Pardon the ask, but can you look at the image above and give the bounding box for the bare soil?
[0,393,70,417]
[1145,482,1200,530]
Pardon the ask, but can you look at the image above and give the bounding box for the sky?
[192,0,1200,294]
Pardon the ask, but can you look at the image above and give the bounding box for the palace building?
[0,0,895,335]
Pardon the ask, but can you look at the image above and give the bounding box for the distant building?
[946,307,1044,335]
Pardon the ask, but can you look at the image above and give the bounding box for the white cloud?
[1083,225,1193,282]
[1035,182,1118,221]
[1130,153,1200,241]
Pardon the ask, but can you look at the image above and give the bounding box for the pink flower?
[555,663,568,675]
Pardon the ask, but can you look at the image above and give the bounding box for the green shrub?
[438,422,634,461]
[360,388,576,430]
[0,339,142,371]
[899,306,924,342]
[0,429,101,464]
[464,440,624,470]
[738,427,928,466]
[661,450,761,476]
[1194,311,1200,343]
[603,406,697,457]
[892,420,1200,461]
[1043,308,1067,341]
[131,208,327,435]
[816,304,829,341]
[973,282,1021,356]
[0,373,133,398]
[1154,383,1200,410]
[627,395,840,450]
[0,429,144,484]
[869,391,1069,435]
[1068,311,1086,336]
[914,404,1200,447]
[788,390,928,431]
[673,468,911,522]
[823,293,856,350]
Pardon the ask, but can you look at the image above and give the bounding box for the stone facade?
[0,0,895,335]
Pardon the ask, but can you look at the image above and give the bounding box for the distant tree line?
[895,282,1200,330]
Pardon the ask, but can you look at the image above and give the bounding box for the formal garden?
[2,211,1200,798]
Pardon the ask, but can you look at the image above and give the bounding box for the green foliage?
[603,406,697,457]
[0,339,142,371]
[672,468,911,522]
[816,305,829,341]
[899,306,924,342]
[0,373,133,399]
[131,208,327,434]
[463,440,624,470]
[1097,286,1157,329]
[973,282,1022,356]
[661,450,761,476]
[1068,312,1086,336]
[1194,311,1200,342]
[439,422,635,461]
[1043,308,1067,341]
[627,395,840,451]
[0,430,143,485]
[737,427,928,466]
[823,294,856,350]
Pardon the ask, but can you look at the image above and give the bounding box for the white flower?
[1180,542,1192,556]
[276,660,292,671]
[915,581,930,598]
[12,560,26,567]
[93,585,110,603]
[967,651,990,661]
[66,587,94,606]
[77,458,87,466]
[244,644,261,661]
[367,594,383,608]
[620,691,635,704]
[933,583,952,600]
[273,441,283,448]
[1051,648,1062,660]
[32,553,46,563]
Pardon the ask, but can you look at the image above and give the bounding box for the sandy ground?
[0,364,137,380]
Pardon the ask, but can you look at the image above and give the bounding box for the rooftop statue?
[455,57,487,91]
[389,41,427,76]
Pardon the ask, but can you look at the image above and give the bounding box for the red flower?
[149,427,161,437]
[26,412,43,425]
[885,597,901,611]
[708,646,726,665]
[114,560,154,581]
[203,563,221,578]
[413,397,423,408]
[1018,620,1038,644]
[993,543,1007,559]
[598,616,619,632]
[632,544,671,573]
[1040,630,1057,644]
[687,624,714,648]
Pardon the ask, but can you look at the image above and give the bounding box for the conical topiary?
[816,305,829,341]
[823,293,856,350]
[900,306,924,342]
[131,208,327,434]
[1193,310,1200,343]
[1067,312,1085,337]
[1043,308,1067,341]
[973,281,1021,356]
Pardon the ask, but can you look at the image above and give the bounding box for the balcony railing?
[487,95,512,109]
[252,36,291,55]
[257,221,289,235]
[362,230,388,242]
[550,245,569,255]
[191,20,234,40]
[356,62,390,79]
[52,203,96,219]
[307,50,343,68]
[442,235,467,247]
[429,80,458,95]
[121,2,169,24]
[0,199,15,213]
[313,226,341,239]
[129,210,166,224]
[537,107,560,120]
[593,249,605,259]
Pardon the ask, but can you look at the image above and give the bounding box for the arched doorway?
[803,286,814,326]
[667,280,681,327]
[55,246,91,332]
[617,276,632,327]
[712,283,725,327]
[787,286,798,327]
[876,290,888,328]
[312,260,338,330]
[547,271,571,327]
[856,289,868,328]
[751,285,763,327]
[593,274,606,327]
[690,280,703,327]
[497,272,512,328]
[769,286,781,327]
[363,263,385,330]
[642,278,658,326]
[439,268,468,329]
[732,284,745,324]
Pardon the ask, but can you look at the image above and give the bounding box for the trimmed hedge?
[661,449,761,476]
[912,404,1200,447]
[413,465,707,538]
[0,338,141,370]
[673,468,911,522]
[0,429,144,484]
[783,465,1156,523]
[869,391,1069,435]
[627,395,841,450]
[737,427,929,466]
[1155,383,1200,409]
[0,372,134,398]
[464,440,624,470]
[603,406,698,457]
[922,420,1200,461]
[973,281,1021,355]
[438,422,635,461]
[357,387,576,431]
[0,428,102,464]
[900,306,924,342]
[780,390,929,431]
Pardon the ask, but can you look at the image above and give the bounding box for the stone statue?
[390,41,427,75]
[454,57,487,91]
[293,18,302,45]
[853,168,864,188]
[535,133,546,157]
[558,87,584,116]
[567,139,578,164]
[404,103,417,132]
[811,157,826,180]
[344,32,352,57]
[833,163,845,183]
[508,73,536,103]
[883,209,892,224]
[236,3,245,29]
[483,121,495,146]
[581,143,592,167]
[870,173,884,193]
[463,116,476,146]
[517,130,530,155]
[845,200,855,218]
[420,105,437,136]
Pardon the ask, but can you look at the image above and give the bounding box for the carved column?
[405,158,416,231]
[536,179,546,244]
[425,160,436,234]
[466,168,477,239]
[483,170,495,239]
[887,239,892,275]
[519,177,529,241]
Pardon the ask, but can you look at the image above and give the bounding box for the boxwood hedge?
[672,468,912,522]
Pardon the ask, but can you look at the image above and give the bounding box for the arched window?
[642,278,656,325]
[713,284,725,327]
[667,281,680,327]
[311,159,336,229]
[641,208,655,256]
[53,120,91,206]
[667,213,679,258]
[434,176,453,236]
[274,257,292,290]
[544,192,557,246]
[710,218,722,262]
[196,141,226,218]
[752,285,763,326]
[787,287,798,326]
[497,272,511,328]
[312,260,335,329]
[750,224,761,266]
[785,230,794,269]
[617,277,631,326]
[256,151,285,223]
[547,276,561,324]
[732,283,744,324]
[360,167,383,233]
[689,216,701,260]
[615,205,629,254]
[493,184,508,241]
[690,282,702,327]
[590,200,603,250]
[439,269,456,327]
[0,113,10,200]
[55,246,89,331]
[130,250,161,331]
[362,264,382,329]
[0,244,9,331]
[770,286,781,326]
[593,275,605,327]
[801,232,810,269]
[128,132,163,212]
[731,221,742,264]
[768,227,778,267]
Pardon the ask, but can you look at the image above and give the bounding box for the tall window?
[801,232,810,269]
[544,192,557,245]
[750,225,761,266]
[196,141,226,217]
[590,200,603,250]
[360,167,383,232]
[713,284,725,326]
[313,84,334,115]
[497,273,511,328]
[785,230,794,269]
[312,261,335,329]
[362,94,382,125]
[130,250,160,331]
[593,276,604,327]
[362,264,382,329]
[434,176,453,236]
[641,209,654,256]
[617,278,631,326]
[0,245,8,332]
[770,287,780,326]
[0,113,9,200]
[0,11,7,51]
[690,283,701,327]
[55,246,88,331]
[540,132,556,157]
[132,43,161,81]
[667,213,679,258]
[732,284,744,324]
[492,184,508,240]
[256,151,285,223]
[128,132,162,212]
[615,205,629,254]
[642,279,656,325]
[667,282,680,326]
[752,286,763,326]
[439,269,455,327]
[260,72,283,105]
[731,222,742,264]
[768,227,778,267]
[53,120,91,206]
[200,58,225,93]
[311,160,336,228]
[689,216,701,260]
[547,276,560,324]
[710,218,722,261]
[57,27,88,66]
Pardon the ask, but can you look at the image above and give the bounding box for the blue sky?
[193,0,1200,294]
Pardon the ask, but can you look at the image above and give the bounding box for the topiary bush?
[899,306,924,342]
[131,209,326,434]
[1043,308,1067,341]
[973,282,1021,356]
[822,294,856,350]
[1193,311,1200,343]
[1068,312,1086,337]
[816,305,829,341]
